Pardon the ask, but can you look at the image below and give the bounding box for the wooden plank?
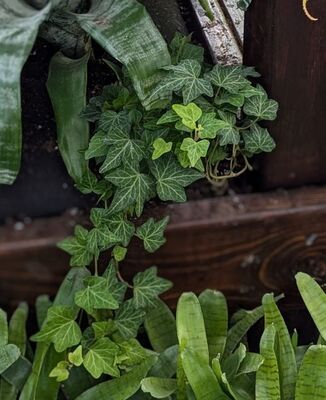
[244,0,326,189]
[1,186,326,312]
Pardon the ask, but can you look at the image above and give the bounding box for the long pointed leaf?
[47,50,90,183]
[76,0,171,109]
[0,0,50,184]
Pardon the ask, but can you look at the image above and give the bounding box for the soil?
[0,0,255,223]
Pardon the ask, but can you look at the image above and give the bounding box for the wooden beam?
[1,186,326,311]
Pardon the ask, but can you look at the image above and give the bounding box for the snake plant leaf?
[0,345,20,375]
[263,294,297,400]
[47,50,90,184]
[1,356,31,392]
[0,0,51,184]
[295,345,326,399]
[256,324,280,400]
[75,355,157,400]
[141,377,177,399]
[149,345,178,378]
[144,299,178,353]
[198,290,228,361]
[76,0,171,110]
[181,349,229,400]
[176,293,209,362]
[296,272,326,341]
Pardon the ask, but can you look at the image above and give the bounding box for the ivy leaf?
[92,320,115,339]
[243,86,278,120]
[133,267,173,309]
[217,111,240,145]
[99,128,146,174]
[215,89,245,107]
[170,33,204,64]
[87,226,119,256]
[107,213,135,247]
[68,345,83,367]
[31,306,82,353]
[136,217,169,253]
[85,131,109,160]
[157,109,179,125]
[113,245,128,262]
[205,65,249,94]
[180,138,210,167]
[104,261,128,304]
[106,164,155,217]
[116,338,148,367]
[49,361,70,383]
[115,300,146,339]
[98,110,130,134]
[75,169,112,196]
[152,138,173,160]
[149,154,203,202]
[198,112,229,139]
[172,103,202,130]
[75,276,119,315]
[242,124,276,153]
[80,96,103,122]
[154,59,213,104]
[57,225,93,267]
[83,337,120,379]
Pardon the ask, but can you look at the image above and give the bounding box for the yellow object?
[302,0,318,21]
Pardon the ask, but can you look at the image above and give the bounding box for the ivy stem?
[94,257,99,276]
[115,262,133,289]
[237,118,259,131]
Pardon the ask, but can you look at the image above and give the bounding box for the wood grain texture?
[1,186,326,312]
[244,0,326,189]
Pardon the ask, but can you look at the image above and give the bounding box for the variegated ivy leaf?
[31,306,82,353]
[115,299,146,339]
[136,217,169,253]
[243,125,276,154]
[49,361,70,383]
[243,85,278,120]
[153,59,213,104]
[133,267,173,309]
[75,276,119,315]
[172,103,202,130]
[87,226,120,257]
[83,337,120,379]
[113,245,127,262]
[217,111,240,145]
[57,225,93,267]
[205,65,249,94]
[85,131,109,160]
[152,138,173,160]
[92,320,115,339]
[198,112,229,139]
[104,260,128,304]
[99,124,146,174]
[149,154,203,202]
[215,89,245,108]
[106,163,155,217]
[75,169,112,197]
[156,109,179,125]
[180,138,210,167]
[116,338,148,367]
[98,110,131,134]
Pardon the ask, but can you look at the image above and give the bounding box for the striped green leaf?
[76,0,171,110]
[263,294,297,400]
[199,289,228,360]
[296,272,326,341]
[47,50,90,184]
[295,345,326,399]
[0,0,50,184]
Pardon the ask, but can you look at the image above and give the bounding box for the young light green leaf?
[256,324,280,400]
[176,293,209,361]
[243,124,276,153]
[75,276,119,315]
[133,267,172,309]
[198,290,228,360]
[141,377,177,399]
[49,361,70,383]
[106,163,154,217]
[153,59,213,104]
[263,293,297,400]
[243,89,278,120]
[30,306,82,353]
[83,337,119,379]
[172,103,202,130]
[136,217,169,253]
[115,300,146,339]
[295,345,326,400]
[180,138,209,167]
[68,345,83,367]
[116,339,148,368]
[152,138,172,160]
[198,112,229,139]
[205,65,249,94]
[144,299,178,353]
[149,154,203,202]
[113,245,128,262]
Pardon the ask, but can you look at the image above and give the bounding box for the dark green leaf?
[136,217,169,253]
